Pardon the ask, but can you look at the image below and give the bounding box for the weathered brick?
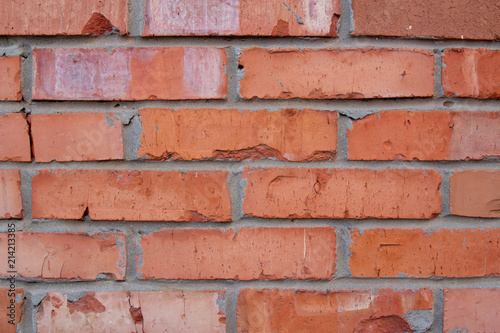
[239,48,434,99]
[442,48,500,98]
[33,48,227,100]
[32,170,231,222]
[350,229,500,278]
[0,113,30,162]
[31,113,123,162]
[144,0,340,37]
[137,228,336,280]
[237,288,433,333]
[37,291,225,332]
[0,0,128,35]
[243,168,441,219]
[0,288,23,333]
[443,289,500,333]
[348,111,500,160]
[0,170,22,219]
[352,0,500,40]
[450,170,500,218]
[0,57,21,101]
[0,232,126,280]
[138,108,337,161]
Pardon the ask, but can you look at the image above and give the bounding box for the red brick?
[137,228,336,280]
[138,108,337,161]
[0,232,126,280]
[239,48,434,99]
[0,57,21,101]
[450,170,500,218]
[32,170,231,222]
[144,0,340,37]
[442,48,500,99]
[348,111,500,160]
[352,0,500,40]
[33,48,227,100]
[31,113,123,162]
[243,168,441,219]
[350,229,500,278]
[37,291,225,332]
[237,288,433,333]
[443,289,500,333]
[0,0,128,35]
[0,170,22,219]
[0,288,23,333]
[0,113,30,162]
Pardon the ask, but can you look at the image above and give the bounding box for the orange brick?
[37,291,225,332]
[348,111,500,160]
[442,48,500,98]
[0,57,21,101]
[0,113,30,162]
[0,232,126,280]
[138,108,337,161]
[239,48,434,99]
[0,170,22,219]
[31,113,123,162]
[144,0,340,37]
[243,168,441,219]
[32,170,231,222]
[33,48,227,100]
[450,170,500,218]
[137,228,336,280]
[0,288,23,333]
[350,229,500,278]
[237,288,433,332]
[0,0,128,35]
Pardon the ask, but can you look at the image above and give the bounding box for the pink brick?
[0,170,22,219]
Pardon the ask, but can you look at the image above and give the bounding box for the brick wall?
[0,0,499,332]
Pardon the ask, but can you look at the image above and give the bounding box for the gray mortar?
[431,288,445,332]
[434,49,446,98]
[404,309,434,332]
[335,227,353,278]
[336,114,350,161]
[122,111,142,160]
[129,0,146,37]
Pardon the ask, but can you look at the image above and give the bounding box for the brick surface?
[37,291,225,333]
[31,113,124,162]
[0,288,23,333]
[352,0,500,40]
[144,0,340,37]
[239,48,434,99]
[137,228,336,280]
[0,170,22,219]
[33,48,227,100]
[450,170,500,218]
[0,232,126,280]
[243,168,441,219]
[138,108,337,161]
[0,113,31,162]
[348,111,500,160]
[442,48,500,99]
[32,170,231,222]
[237,288,433,333]
[0,57,21,101]
[443,289,500,333]
[350,229,500,278]
[0,0,128,35]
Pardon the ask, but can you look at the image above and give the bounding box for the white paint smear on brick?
[302,0,335,35]
[183,48,224,98]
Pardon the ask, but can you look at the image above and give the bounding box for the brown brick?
[0,57,21,101]
[0,288,23,333]
[0,113,30,162]
[0,170,22,219]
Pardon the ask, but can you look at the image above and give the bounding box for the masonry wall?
[0,0,499,332]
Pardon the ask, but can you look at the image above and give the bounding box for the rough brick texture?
[352,0,500,40]
[0,288,23,333]
[37,291,225,332]
[138,108,337,161]
[144,0,340,37]
[0,170,22,219]
[239,48,434,99]
[450,170,500,218]
[350,229,500,278]
[442,48,500,99]
[243,168,441,219]
[0,57,21,101]
[32,170,231,221]
[0,113,30,162]
[31,113,123,162]
[0,232,126,280]
[237,288,433,333]
[348,111,500,160]
[33,48,227,100]
[137,228,336,280]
